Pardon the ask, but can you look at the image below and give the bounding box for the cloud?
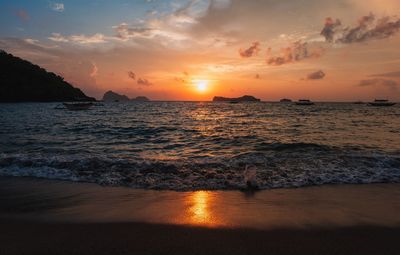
[267,41,324,66]
[15,9,29,21]
[50,2,65,12]
[306,70,325,80]
[370,71,400,78]
[128,71,136,80]
[359,78,399,89]
[48,33,106,44]
[239,42,260,58]
[320,17,341,43]
[255,74,261,79]
[90,62,98,77]
[321,13,400,44]
[137,78,153,86]
[113,23,155,40]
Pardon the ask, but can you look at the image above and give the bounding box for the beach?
[1,177,399,254]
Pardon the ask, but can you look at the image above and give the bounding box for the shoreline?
[1,177,400,254]
[1,176,399,228]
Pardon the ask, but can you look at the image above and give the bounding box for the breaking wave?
[1,143,399,191]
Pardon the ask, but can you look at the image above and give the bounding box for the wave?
[1,144,399,191]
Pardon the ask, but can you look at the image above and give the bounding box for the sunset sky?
[1,0,400,101]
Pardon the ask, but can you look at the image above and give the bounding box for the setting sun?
[194,80,209,93]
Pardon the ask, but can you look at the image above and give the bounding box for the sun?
[195,80,209,93]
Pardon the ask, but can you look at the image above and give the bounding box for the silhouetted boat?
[295,99,314,105]
[353,101,365,105]
[368,100,396,107]
[280,98,292,103]
[63,102,93,110]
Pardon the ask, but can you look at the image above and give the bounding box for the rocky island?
[102,91,130,102]
[213,95,261,102]
[0,50,95,102]
[102,91,150,102]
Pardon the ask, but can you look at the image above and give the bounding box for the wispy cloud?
[359,78,399,90]
[306,70,325,80]
[137,78,153,86]
[48,33,106,44]
[50,2,65,12]
[90,62,98,77]
[266,41,324,66]
[128,71,136,80]
[369,71,400,78]
[239,42,260,58]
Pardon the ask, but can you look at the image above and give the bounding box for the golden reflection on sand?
[186,191,219,226]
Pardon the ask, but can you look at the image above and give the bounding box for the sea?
[0,102,399,191]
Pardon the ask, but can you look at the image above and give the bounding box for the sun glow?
[194,80,209,93]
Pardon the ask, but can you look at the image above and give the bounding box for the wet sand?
[1,177,400,254]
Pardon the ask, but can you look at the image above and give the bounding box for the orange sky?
[1,0,400,101]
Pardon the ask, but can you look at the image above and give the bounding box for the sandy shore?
[1,220,399,255]
[1,177,400,254]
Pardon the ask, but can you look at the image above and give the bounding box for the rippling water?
[1,102,399,190]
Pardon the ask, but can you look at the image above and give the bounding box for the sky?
[1,0,400,101]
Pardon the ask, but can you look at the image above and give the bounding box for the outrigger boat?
[295,99,314,105]
[368,99,396,107]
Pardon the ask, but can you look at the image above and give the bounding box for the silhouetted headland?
[103,90,150,102]
[0,50,95,102]
[213,95,261,102]
[280,98,292,103]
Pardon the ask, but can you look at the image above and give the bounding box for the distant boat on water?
[353,101,365,104]
[280,98,292,103]
[63,102,94,110]
[295,99,314,105]
[368,99,396,107]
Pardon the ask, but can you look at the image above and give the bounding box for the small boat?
[368,99,396,107]
[63,102,93,110]
[353,101,365,105]
[295,99,314,105]
[280,98,292,103]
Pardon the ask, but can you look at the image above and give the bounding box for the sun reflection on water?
[187,191,217,226]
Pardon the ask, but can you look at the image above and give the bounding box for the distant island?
[213,95,261,102]
[102,90,150,102]
[280,98,292,103]
[0,50,95,102]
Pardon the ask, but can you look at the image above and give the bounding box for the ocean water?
[0,102,399,191]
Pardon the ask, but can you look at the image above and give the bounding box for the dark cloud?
[306,70,326,80]
[137,78,153,86]
[239,42,260,58]
[267,41,324,66]
[359,78,399,90]
[321,17,341,42]
[321,13,400,44]
[128,71,136,80]
[255,74,261,79]
[369,71,400,78]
